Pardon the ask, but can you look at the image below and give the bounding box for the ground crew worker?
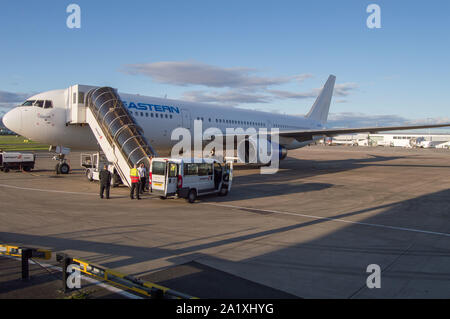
[138,163,147,194]
[99,165,111,199]
[130,164,140,200]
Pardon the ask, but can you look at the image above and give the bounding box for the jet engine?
[237,137,287,164]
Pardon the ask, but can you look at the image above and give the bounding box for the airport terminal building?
[326,133,450,148]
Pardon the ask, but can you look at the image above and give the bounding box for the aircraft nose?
[2,108,22,134]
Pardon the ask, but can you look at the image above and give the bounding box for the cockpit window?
[44,100,53,109]
[21,100,35,106]
[34,100,44,108]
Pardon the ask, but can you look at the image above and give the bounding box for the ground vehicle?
[0,152,35,172]
[81,152,121,186]
[150,158,233,203]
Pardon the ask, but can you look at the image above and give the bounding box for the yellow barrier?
[69,257,196,299]
[0,243,194,299]
[59,254,196,299]
[0,244,51,260]
[0,244,52,280]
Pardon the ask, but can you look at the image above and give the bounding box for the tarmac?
[0,145,449,299]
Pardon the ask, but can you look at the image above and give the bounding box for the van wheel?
[112,173,121,186]
[187,189,197,203]
[4,166,9,173]
[86,169,93,181]
[219,187,228,196]
[160,196,167,200]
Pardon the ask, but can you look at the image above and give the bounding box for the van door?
[151,160,167,192]
[197,163,214,192]
[225,161,233,191]
[165,162,178,195]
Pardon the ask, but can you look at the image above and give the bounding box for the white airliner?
[3,75,450,171]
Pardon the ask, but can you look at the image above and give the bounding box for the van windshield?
[152,161,166,176]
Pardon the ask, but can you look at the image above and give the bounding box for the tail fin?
[305,75,336,125]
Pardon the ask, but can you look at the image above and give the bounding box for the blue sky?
[0,0,449,128]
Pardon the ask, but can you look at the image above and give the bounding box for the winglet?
[305,75,336,125]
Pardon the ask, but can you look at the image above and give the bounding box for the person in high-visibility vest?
[130,164,140,200]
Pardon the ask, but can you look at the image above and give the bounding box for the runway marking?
[0,183,98,196]
[1,182,449,238]
[203,202,450,238]
[2,255,141,299]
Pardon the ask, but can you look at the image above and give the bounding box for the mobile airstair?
[67,85,157,187]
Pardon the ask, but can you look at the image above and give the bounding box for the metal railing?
[85,87,157,169]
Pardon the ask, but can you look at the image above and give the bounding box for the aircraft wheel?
[58,163,70,174]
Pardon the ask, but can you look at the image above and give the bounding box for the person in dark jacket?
[100,165,112,199]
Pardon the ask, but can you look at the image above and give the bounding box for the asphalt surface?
[0,145,449,298]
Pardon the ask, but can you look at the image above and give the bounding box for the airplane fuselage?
[3,86,322,154]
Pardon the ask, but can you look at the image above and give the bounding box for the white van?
[150,158,233,203]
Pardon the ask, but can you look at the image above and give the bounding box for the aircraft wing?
[277,123,450,142]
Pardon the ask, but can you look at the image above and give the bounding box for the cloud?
[327,112,409,128]
[334,83,359,97]
[182,90,272,106]
[267,82,359,101]
[122,61,311,89]
[122,61,359,105]
[0,91,31,117]
[407,117,450,125]
[0,91,30,103]
[266,89,318,99]
[324,113,450,132]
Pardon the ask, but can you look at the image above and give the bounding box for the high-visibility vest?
[130,168,139,183]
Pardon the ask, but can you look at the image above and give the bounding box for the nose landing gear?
[51,146,71,175]
[55,161,70,174]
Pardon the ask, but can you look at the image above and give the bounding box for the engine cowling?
[237,137,287,164]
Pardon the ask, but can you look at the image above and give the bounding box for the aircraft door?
[181,109,191,130]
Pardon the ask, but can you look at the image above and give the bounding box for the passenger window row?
[133,111,173,119]
[184,163,213,176]
[274,123,290,129]
[195,117,294,129]
[195,117,265,127]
